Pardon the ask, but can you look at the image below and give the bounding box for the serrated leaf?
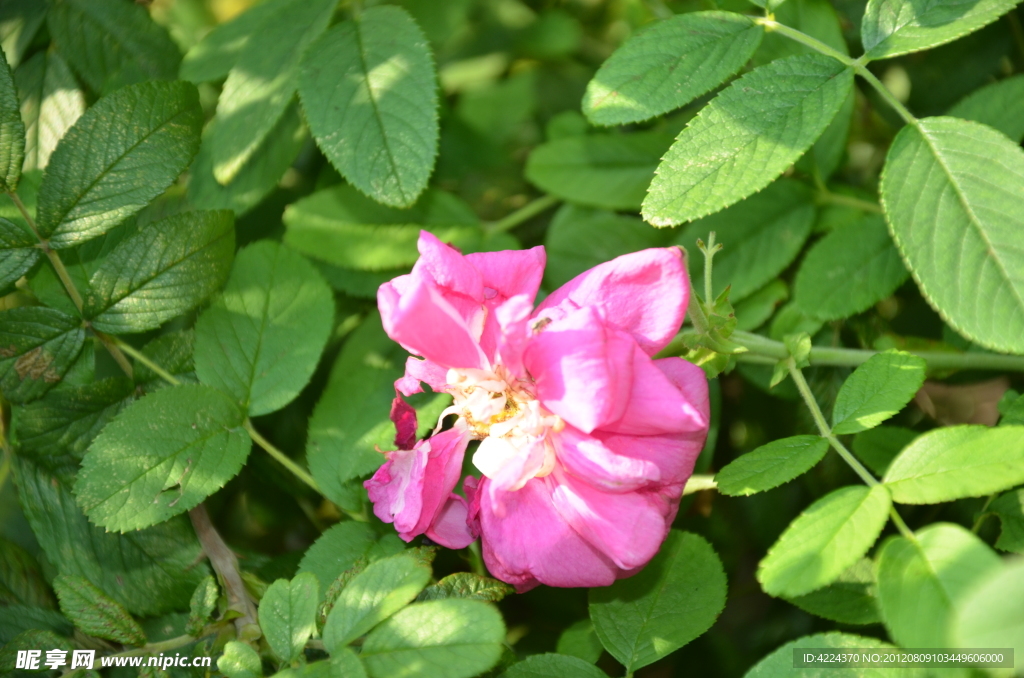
[947,74,1024,142]
[989,489,1024,554]
[525,131,672,211]
[950,557,1024,661]
[500,654,608,678]
[589,530,726,673]
[861,0,1020,59]
[218,641,262,678]
[360,599,505,678]
[0,217,39,292]
[84,210,235,334]
[16,51,85,173]
[76,384,252,532]
[882,424,1024,503]
[416,573,514,603]
[881,117,1024,353]
[47,0,181,94]
[323,554,432,651]
[36,80,203,248]
[188,102,307,216]
[744,632,909,677]
[851,425,917,476]
[299,5,439,208]
[674,179,815,303]
[0,36,24,192]
[186,576,219,637]
[757,485,891,597]
[282,185,481,271]
[14,377,134,458]
[261,572,319,664]
[794,216,909,321]
[194,241,332,417]
[716,435,828,496]
[0,537,55,609]
[179,0,292,83]
[543,205,672,290]
[555,620,603,664]
[831,350,925,435]
[787,558,881,625]
[0,306,85,403]
[298,522,405,595]
[53,574,146,646]
[643,55,852,226]
[0,606,72,646]
[211,0,335,185]
[14,455,208,616]
[876,523,1001,647]
[582,12,763,126]
[0,629,73,674]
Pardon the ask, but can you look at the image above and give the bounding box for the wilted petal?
[390,396,418,450]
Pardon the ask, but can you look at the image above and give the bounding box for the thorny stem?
[188,504,259,640]
[486,194,560,233]
[786,358,916,540]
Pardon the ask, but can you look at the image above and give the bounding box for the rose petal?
[602,353,709,436]
[555,425,662,492]
[425,494,475,549]
[395,356,449,396]
[465,246,546,305]
[390,396,418,450]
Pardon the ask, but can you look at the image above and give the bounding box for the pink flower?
[365,232,709,591]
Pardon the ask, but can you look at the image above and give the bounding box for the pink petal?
[425,494,475,549]
[414,231,484,301]
[555,425,662,492]
[477,475,620,591]
[535,248,688,356]
[390,396,418,450]
[464,246,546,305]
[597,428,705,487]
[524,306,633,433]
[395,356,449,396]
[602,352,709,436]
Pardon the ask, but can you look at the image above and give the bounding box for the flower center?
[443,366,563,490]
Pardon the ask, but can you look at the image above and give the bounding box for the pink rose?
[365,232,709,591]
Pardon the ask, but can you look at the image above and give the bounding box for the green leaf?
[76,384,251,532]
[757,485,891,597]
[716,435,829,496]
[0,537,55,609]
[282,185,480,271]
[525,131,672,211]
[947,74,1024,143]
[882,425,1024,503]
[589,530,726,673]
[53,574,146,646]
[754,0,849,65]
[861,0,1021,59]
[734,280,789,332]
[218,641,263,678]
[794,216,909,321]
[543,205,672,290]
[14,455,208,617]
[360,599,505,678]
[0,306,85,403]
[15,51,86,173]
[851,426,917,476]
[84,210,235,334]
[194,241,332,417]
[0,606,72,646]
[299,6,439,208]
[260,572,319,665]
[47,0,180,94]
[0,629,73,674]
[989,489,1024,554]
[744,632,907,677]
[0,36,24,192]
[0,217,39,292]
[643,55,852,226]
[36,80,203,249]
[188,102,307,216]
[416,573,514,603]
[673,179,815,303]
[324,554,432,651]
[555,621,603,664]
[787,559,881,625]
[134,330,196,388]
[179,0,291,83]
[0,0,47,70]
[831,350,925,435]
[876,523,1001,647]
[881,117,1024,353]
[582,12,763,126]
[210,0,335,185]
[950,557,1024,662]
[185,576,219,637]
[297,522,405,594]
[14,376,134,458]
[500,654,608,678]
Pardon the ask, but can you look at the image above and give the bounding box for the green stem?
[786,358,915,540]
[105,633,207,658]
[243,419,321,494]
[816,190,883,214]
[854,64,917,125]
[972,494,997,533]
[486,194,560,233]
[112,337,180,385]
[701,231,719,302]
